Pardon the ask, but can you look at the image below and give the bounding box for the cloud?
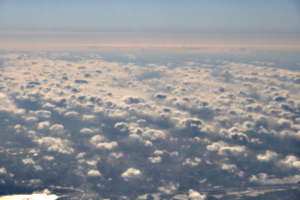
[183,157,201,166]
[148,156,162,164]
[37,121,50,130]
[188,189,207,200]
[87,169,102,177]
[1,53,300,199]
[96,141,118,150]
[257,150,278,162]
[22,158,35,165]
[121,168,142,180]
[218,146,246,157]
[142,129,166,140]
[34,137,74,154]
[79,128,95,135]
[250,173,300,185]
[49,124,65,136]
[279,155,300,169]
[0,168,7,174]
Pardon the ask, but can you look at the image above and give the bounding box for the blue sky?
[0,0,299,52]
[0,0,299,33]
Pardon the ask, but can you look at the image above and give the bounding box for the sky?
[0,0,300,51]
[0,0,300,33]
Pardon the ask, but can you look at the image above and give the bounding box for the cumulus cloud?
[49,124,65,135]
[79,128,94,135]
[148,156,162,164]
[142,129,166,140]
[257,150,278,162]
[35,137,74,154]
[96,141,118,150]
[35,110,51,119]
[37,121,50,130]
[87,169,102,177]
[0,168,7,174]
[183,157,201,166]
[218,146,246,157]
[121,168,142,180]
[188,189,207,200]
[279,155,300,169]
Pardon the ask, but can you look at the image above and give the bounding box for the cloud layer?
[0,53,300,199]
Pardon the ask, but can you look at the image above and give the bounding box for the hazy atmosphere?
[0,1,300,200]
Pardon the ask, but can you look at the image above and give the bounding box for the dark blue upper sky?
[0,0,299,33]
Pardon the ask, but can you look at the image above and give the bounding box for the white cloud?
[87,169,102,177]
[257,150,278,162]
[90,135,108,146]
[148,156,162,163]
[218,146,246,157]
[22,158,35,165]
[158,182,179,194]
[64,111,80,118]
[188,189,206,200]
[183,157,201,166]
[49,124,65,135]
[0,168,7,174]
[96,141,118,150]
[82,115,97,123]
[35,110,51,119]
[207,141,227,151]
[121,168,142,180]
[35,137,74,154]
[279,155,300,169]
[37,121,50,130]
[79,128,94,135]
[142,129,166,140]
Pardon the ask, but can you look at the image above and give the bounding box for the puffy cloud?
[37,121,50,130]
[87,169,102,177]
[207,141,227,151]
[25,116,39,122]
[0,168,7,174]
[96,141,118,150]
[257,150,278,162]
[35,137,74,154]
[35,110,51,119]
[64,111,80,118]
[148,156,162,164]
[188,189,207,200]
[121,168,142,180]
[221,163,237,171]
[49,124,65,135]
[218,146,246,157]
[22,158,35,165]
[279,155,300,169]
[114,122,129,132]
[79,128,94,135]
[82,115,97,123]
[90,135,108,146]
[158,182,179,194]
[183,157,201,166]
[142,129,166,140]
